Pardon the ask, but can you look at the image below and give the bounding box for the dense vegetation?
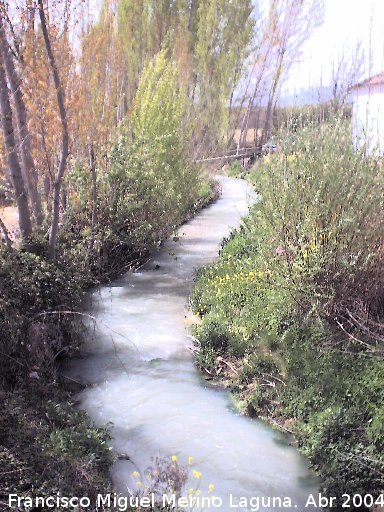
[191,123,384,507]
[0,49,216,502]
[1,0,358,506]
[0,0,256,503]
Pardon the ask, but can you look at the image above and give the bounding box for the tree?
[237,0,324,150]
[262,0,324,144]
[0,30,32,240]
[116,0,254,156]
[0,0,263,253]
[131,50,197,218]
[0,9,43,225]
[330,43,364,114]
[38,0,69,261]
[117,0,182,105]
[192,0,254,154]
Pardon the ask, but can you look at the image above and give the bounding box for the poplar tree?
[116,0,254,154]
[0,13,43,226]
[0,30,32,240]
[38,0,69,261]
[193,0,254,154]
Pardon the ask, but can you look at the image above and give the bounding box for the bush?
[0,249,85,387]
[252,123,384,336]
[0,391,113,501]
[240,354,280,384]
[191,121,384,503]
[228,160,243,177]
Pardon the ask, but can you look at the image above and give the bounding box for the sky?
[281,0,384,101]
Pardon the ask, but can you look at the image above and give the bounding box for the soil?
[0,205,19,239]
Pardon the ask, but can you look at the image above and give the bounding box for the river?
[65,177,321,511]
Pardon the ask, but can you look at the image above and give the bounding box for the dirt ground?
[0,205,19,239]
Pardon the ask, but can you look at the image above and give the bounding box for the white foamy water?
[64,177,321,511]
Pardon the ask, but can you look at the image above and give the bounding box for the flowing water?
[65,177,321,511]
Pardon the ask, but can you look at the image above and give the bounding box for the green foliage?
[249,121,384,333]
[193,0,254,151]
[228,160,243,177]
[274,103,352,133]
[59,52,211,281]
[240,353,280,384]
[0,391,113,502]
[117,0,182,101]
[47,401,113,466]
[191,122,384,503]
[130,51,199,221]
[0,248,84,387]
[191,222,293,358]
[247,385,277,415]
[116,0,255,153]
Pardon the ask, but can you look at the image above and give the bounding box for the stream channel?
[65,177,322,511]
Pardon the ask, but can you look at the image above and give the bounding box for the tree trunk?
[0,16,43,226]
[89,145,98,228]
[0,46,32,240]
[85,144,98,265]
[38,0,69,261]
[262,49,285,147]
[188,0,199,34]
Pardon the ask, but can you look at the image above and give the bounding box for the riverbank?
[190,124,384,510]
[0,172,218,508]
[64,175,319,510]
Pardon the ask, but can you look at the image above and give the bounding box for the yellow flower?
[188,488,194,497]
[188,456,194,465]
[136,481,142,487]
[171,455,178,463]
[193,470,202,479]
[208,484,214,493]
[132,470,140,478]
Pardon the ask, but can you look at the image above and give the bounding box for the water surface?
[65,177,321,511]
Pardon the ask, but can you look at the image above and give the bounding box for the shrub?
[251,122,384,346]
[0,391,113,500]
[240,354,280,384]
[0,248,84,387]
[228,160,243,177]
[191,121,384,501]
